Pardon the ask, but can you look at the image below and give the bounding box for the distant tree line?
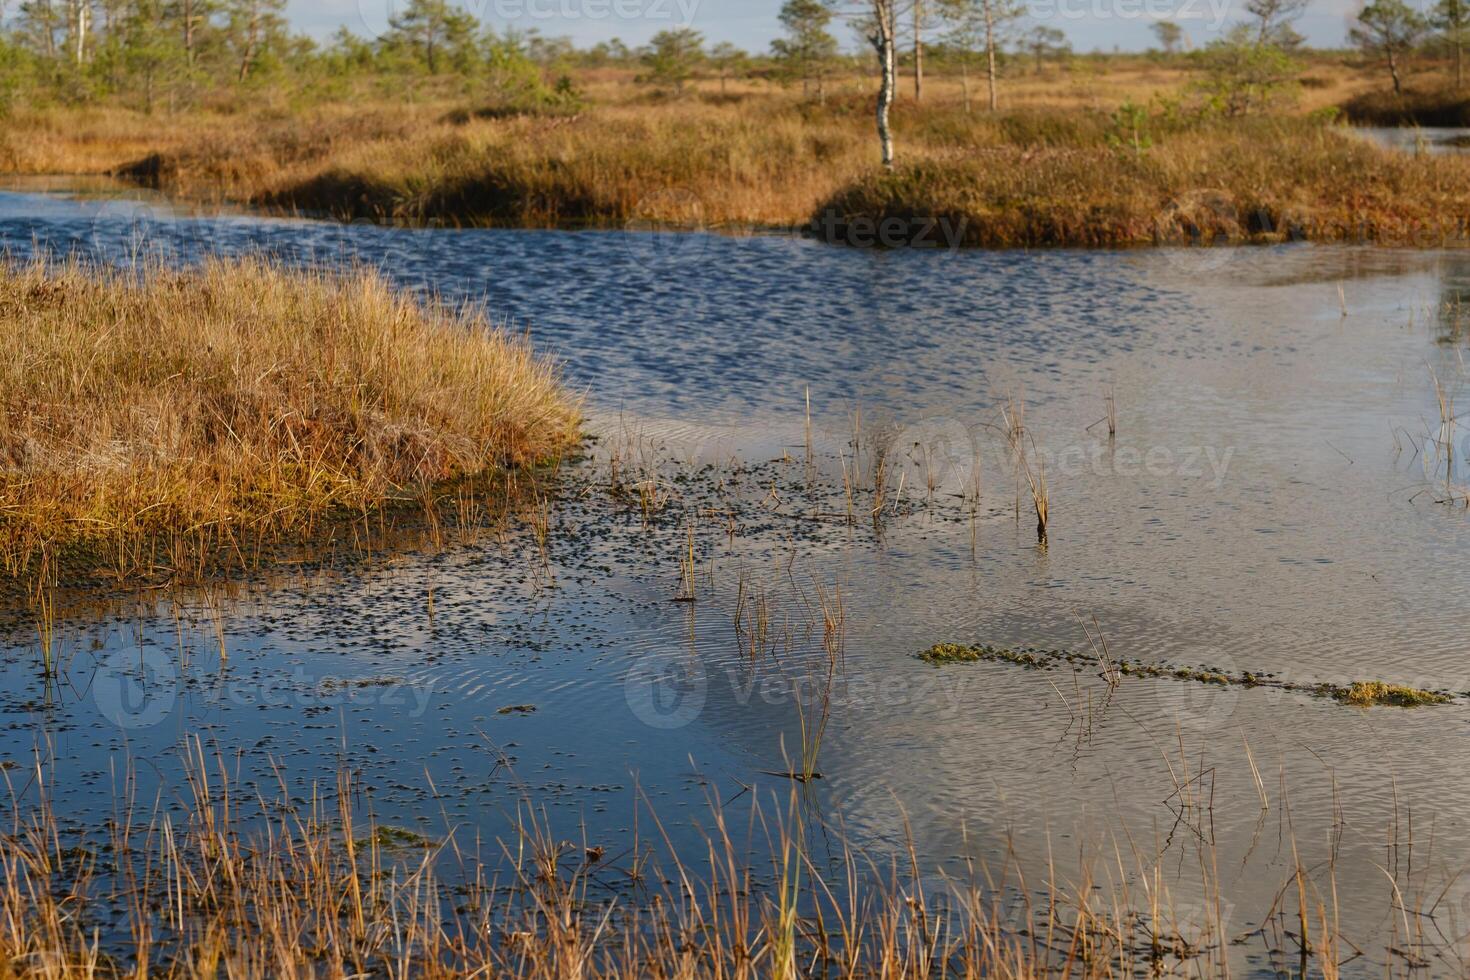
[0,0,1086,114]
[0,0,755,110]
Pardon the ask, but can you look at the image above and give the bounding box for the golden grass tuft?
[0,257,581,585]
[817,117,1470,248]
[1334,680,1453,707]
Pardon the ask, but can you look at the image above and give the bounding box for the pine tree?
[771,0,836,100]
[226,0,284,82]
[1350,0,1426,95]
[166,0,217,68]
[16,1,63,59]
[1433,0,1470,88]
[640,28,703,90]
[385,0,477,75]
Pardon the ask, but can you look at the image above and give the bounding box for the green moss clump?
[1332,681,1452,708]
[919,643,1045,668]
[359,825,437,850]
[918,643,984,665]
[919,641,1457,710]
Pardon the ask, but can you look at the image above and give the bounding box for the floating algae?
[918,644,1454,708]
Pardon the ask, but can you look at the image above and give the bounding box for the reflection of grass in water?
[919,642,1455,707]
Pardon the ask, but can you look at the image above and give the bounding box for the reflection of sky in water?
[6,186,1470,973]
[1353,125,1470,156]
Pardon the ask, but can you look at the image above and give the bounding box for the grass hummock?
[818,116,1470,249]
[1334,681,1453,708]
[919,643,1455,708]
[1339,86,1470,127]
[0,257,581,588]
[10,86,1470,249]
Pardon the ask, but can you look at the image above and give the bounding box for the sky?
[288,0,1368,55]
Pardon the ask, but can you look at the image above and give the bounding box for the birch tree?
[828,0,902,167]
[67,0,89,64]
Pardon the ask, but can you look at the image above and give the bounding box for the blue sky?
[289,0,1367,54]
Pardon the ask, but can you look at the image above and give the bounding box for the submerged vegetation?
[0,258,580,589]
[920,642,1456,707]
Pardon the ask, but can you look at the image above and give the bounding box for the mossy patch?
[918,643,1455,709]
[358,825,437,851]
[919,643,1044,667]
[1332,681,1452,708]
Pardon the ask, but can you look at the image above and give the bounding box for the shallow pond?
[5,183,1470,974]
[1355,124,1470,155]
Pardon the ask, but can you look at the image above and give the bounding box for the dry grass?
[0,257,581,588]
[0,741,1272,979]
[2,730,1450,978]
[820,115,1470,247]
[5,61,1470,246]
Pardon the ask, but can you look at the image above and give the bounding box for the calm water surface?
[1355,124,1470,155]
[5,184,1470,973]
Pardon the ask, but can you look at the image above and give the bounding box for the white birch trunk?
[876,1,897,167]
